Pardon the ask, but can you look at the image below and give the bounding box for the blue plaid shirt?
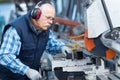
[0,27,65,75]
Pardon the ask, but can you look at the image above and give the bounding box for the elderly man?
[0,1,72,80]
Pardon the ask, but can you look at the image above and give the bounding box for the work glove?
[61,46,73,58]
[25,68,42,80]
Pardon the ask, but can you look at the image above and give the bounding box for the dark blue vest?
[0,13,50,80]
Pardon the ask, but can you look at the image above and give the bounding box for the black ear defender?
[30,1,52,19]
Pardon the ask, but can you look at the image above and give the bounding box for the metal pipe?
[101,0,113,31]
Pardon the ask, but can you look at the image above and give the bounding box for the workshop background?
[1,0,120,80]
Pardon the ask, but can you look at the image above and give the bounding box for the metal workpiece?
[96,73,120,80]
[51,57,92,72]
[96,75,109,80]
[40,51,111,80]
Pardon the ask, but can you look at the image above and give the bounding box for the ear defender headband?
[30,1,51,19]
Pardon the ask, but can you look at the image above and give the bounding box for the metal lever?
[101,0,119,40]
[65,50,74,60]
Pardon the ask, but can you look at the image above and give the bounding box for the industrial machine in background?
[86,0,120,80]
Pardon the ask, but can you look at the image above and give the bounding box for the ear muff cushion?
[31,1,51,19]
[31,8,41,19]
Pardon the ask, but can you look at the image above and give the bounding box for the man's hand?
[61,46,73,58]
[25,68,42,80]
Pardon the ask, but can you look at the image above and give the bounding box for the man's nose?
[48,19,53,24]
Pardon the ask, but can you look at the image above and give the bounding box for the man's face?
[36,4,55,30]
